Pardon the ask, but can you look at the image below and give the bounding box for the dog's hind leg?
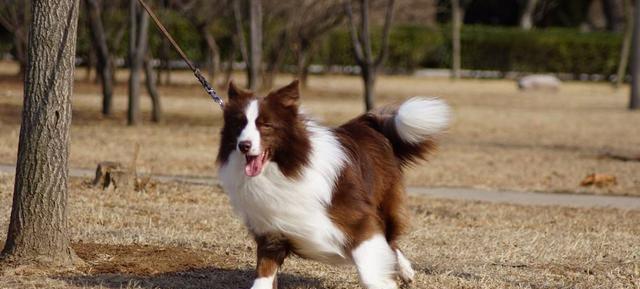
[382,185,415,283]
[352,234,398,289]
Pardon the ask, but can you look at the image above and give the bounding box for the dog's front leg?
[251,234,290,289]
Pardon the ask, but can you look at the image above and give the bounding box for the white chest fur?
[218,123,349,264]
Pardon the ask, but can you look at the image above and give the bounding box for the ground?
[0,174,638,289]
[1,62,639,288]
[0,61,639,196]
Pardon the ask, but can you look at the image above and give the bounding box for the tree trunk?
[85,0,113,116]
[85,49,95,82]
[200,26,220,83]
[232,0,249,70]
[248,0,262,91]
[363,66,376,111]
[144,53,162,123]
[451,0,462,79]
[630,0,640,109]
[615,0,633,87]
[1,0,80,267]
[128,1,149,125]
[520,0,539,30]
[345,0,395,111]
[224,42,238,86]
[296,43,310,88]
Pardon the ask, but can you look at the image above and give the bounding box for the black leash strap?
[137,0,225,109]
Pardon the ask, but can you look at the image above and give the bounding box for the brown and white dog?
[217,80,449,289]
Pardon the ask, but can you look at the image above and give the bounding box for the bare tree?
[520,0,539,30]
[128,0,144,125]
[0,0,30,77]
[173,0,228,84]
[85,0,114,116]
[232,0,249,68]
[128,0,161,125]
[1,0,80,266]
[631,0,640,109]
[260,0,297,89]
[248,0,262,90]
[144,52,162,122]
[292,0,345,87]
[615,0,633,87]
[345,0,396,111]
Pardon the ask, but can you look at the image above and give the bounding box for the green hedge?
[68,20,627,77]
[314,25,622,76]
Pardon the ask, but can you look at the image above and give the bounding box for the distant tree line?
[0,0,635,112]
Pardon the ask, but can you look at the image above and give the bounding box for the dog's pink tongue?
[245,155,264,177]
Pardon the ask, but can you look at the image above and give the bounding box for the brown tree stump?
[92,162,134,190]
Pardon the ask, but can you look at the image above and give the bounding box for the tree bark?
[363,65,375,111]
[248,0,262,91]
[144,53,162,122]
[615,0,633,87]
[451,0,462,79]
[85,0,113,116]
[128,1,149,125]
[1,0,80,267]
[520,0,539,30]
[630,0,640,109]
[345,0,395,111]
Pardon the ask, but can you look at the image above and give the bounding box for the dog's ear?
[228,80,251,102]
[267,80,300,107]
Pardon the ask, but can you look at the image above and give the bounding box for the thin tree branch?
[374,0,396,67]
[232,0,249,66]
[360,0,372,65]
[344,0,365,64]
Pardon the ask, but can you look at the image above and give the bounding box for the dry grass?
[0,173,638,288]
[1,61,639,195]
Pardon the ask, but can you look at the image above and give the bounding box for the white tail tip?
[394,97,450,143]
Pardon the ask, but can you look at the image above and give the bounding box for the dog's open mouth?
[244,150,269,177]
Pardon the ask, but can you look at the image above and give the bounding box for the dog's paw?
[249,277,274,289]
[396,250,415,283]
[364,279,398,289]
[398,262,415,283]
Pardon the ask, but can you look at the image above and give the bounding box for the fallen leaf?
[580,173,617,188]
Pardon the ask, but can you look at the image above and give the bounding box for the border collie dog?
[217,80,449,289]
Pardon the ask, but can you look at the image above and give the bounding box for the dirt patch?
[71,243,223,275]
[61,243,263,289]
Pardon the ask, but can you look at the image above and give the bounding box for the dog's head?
[217,80,311,178]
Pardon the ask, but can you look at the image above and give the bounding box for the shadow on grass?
[60,268,322,289]
[52,243,323,289]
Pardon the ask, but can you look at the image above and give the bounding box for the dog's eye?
[258,121,273,128]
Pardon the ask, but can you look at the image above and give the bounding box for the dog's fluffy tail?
[369,97,450,167]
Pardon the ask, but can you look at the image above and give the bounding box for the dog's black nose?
[238,141,251,153]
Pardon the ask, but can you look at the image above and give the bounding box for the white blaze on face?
[238,100,261,156]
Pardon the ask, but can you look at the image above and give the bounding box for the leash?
[137,0,225,109]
